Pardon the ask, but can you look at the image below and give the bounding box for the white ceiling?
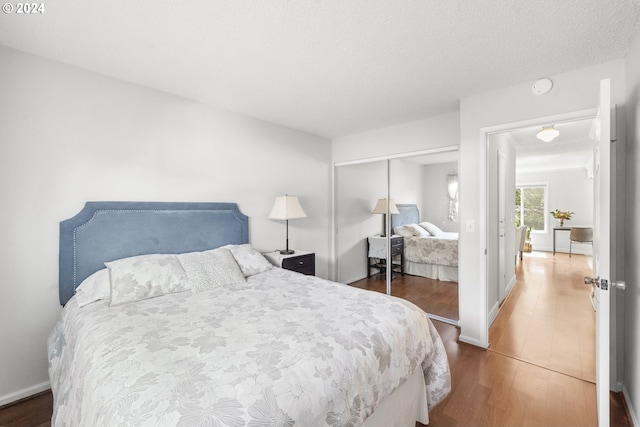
[1,1,640,138]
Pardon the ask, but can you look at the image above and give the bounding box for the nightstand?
[264,250,315,276]
[367,235,404,279]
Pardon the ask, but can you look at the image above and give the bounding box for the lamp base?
[279,249,294,255]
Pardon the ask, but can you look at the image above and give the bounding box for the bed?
[48,201,450,427]
[391,204,458,282]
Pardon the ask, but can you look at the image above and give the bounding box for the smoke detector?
[532,78,553,95]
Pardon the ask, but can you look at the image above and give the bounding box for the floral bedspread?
[404,234,458,267]
[48,268,450,426]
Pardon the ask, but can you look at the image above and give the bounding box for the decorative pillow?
[226,244,273,277]
[75,268,111,307]
[405,223,431,237]
[419,221,444,237]
[106,254,189,306]
[178,248,246,292]
[393,225,416,237]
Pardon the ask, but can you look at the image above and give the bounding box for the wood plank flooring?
[350,251,630,426]
[489,251,596,382]
[0,390,52,427]
[349,273,459,320]
[425,320,630,427]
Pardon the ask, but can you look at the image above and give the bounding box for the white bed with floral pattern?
[393,222,458,282]
[49,202,450,427]
[391,205,458,282]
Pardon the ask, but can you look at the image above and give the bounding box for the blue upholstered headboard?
[59,202,249,305]
[391,204,420,231]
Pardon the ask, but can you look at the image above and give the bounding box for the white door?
[593,78,612,427]
[497,150,507,302]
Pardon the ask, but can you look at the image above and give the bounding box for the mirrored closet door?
[335,159,392,289]
[335,149,460,324]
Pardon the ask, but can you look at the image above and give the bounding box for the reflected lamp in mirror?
[447,174,459,222]
[372,198,400,237]
[268,195,307,254]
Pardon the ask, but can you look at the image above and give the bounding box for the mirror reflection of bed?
[335,155,459,324]
[350,204,459,323]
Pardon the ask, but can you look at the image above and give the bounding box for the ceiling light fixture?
[537,126,560,142]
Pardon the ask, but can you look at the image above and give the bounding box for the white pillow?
[226,244,273,277]
[106,254,189,306]
[405,223,431,237]
[419,222,444,237]
[178,248,246,292]
[75,268,111,307]
[393,225,415,237]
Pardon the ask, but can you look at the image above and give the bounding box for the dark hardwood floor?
[0,390,52,427]
[349,273,459,321]
[424,320,631,427]
[350,252,631,426]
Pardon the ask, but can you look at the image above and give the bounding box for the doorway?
[485,113,598,379]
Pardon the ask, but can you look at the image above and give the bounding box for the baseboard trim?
[530,246,592,256]
[505,274,517,297]
[459,334,486,348]
[488,301,500,327]
[0,381,50,407]
[622,385,639,427]
[426,312,458,326]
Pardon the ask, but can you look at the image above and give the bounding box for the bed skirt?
[405,260,458,282]
[362,367,430,426]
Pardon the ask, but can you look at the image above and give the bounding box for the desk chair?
[569,227,593,257]
[515,226,527,262]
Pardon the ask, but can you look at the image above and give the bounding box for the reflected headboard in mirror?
[59,202,249,305]
[391,204,420,232]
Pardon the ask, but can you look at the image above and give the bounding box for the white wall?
[421,161,459,232]
[487,133,517,318]
[390,158,424,208]
[458,60,627,349]
[334,161,387,283]
[332,112,460,164]
[624,26,640,426]
[517,168,594,255]
[0,46,332,404]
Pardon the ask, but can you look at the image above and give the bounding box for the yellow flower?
[550,209,574,220]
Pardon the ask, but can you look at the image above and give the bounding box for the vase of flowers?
[550,209,574,227]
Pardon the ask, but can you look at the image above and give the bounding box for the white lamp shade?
[536,126,560,142]
[268,195,307,220]
[372,198,400,214]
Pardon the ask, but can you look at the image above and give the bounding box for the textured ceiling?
[1,1,640,138]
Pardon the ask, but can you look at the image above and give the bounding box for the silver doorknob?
[613,281,626,290]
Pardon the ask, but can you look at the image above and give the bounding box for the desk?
[553,227,571,255]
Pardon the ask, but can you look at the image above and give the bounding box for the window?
[515,184,547,232]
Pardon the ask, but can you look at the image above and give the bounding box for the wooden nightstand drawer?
[282,253,315,276]
[263,251,316,276]
[391,242,403,256]
[366,235,404,279]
